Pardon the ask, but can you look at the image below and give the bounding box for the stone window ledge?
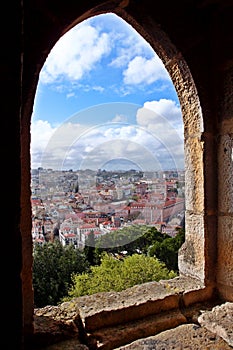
[32,276,220,349]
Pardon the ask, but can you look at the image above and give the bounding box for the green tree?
[94,225,169,259]
[148,228,185,271]
[83,231,97,265]
[64,252,177,299]
[33,240,90,307]
[133,226,168,253]
[94,225,150,255]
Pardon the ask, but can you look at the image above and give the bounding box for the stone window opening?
[28,9,209,345]
[31,11,186,300]
[14,2,233,349]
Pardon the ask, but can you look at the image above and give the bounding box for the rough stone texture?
[4,1,233,348]
[217,216,233,300]
[178,213,205,281]
[35,339,89,350]
[91,309,187,350]
[31,303,86,349]
[115,323,232,349]
[198,302,233,347]
[73,276,203,331]
[218,134,233,214]
[184,137,204,213]
[216,96,233,300]
[221,120,233,135]
[30,278,219,349]
[220,66,233,121]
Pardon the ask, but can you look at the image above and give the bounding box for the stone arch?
[26,2,203,328]
[17,1,232,347]
[32,6,206,283]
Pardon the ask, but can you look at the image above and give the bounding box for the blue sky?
[31,13,184,172]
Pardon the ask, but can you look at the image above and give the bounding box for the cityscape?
[30,14,185,252]
[31,167,185,249]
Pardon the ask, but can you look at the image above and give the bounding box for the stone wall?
[2,0,233,348]
[30,278,233,349]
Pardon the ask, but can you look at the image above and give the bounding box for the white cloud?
[136,99,183,136]
[40,22,111,84]
[66,92,75,99]
[142,99,182,124]
[31,98,184,171]
[31,12,184,171]
[39,13,170,91]
[136,99,184,169]
[30,120,56,168]
[111,114,128,123]
[108,16,156,69]
[123,56,170,85]
[92,86,105,93]
[61,122,170,171]
[30,119,88,169]
[33,120,156,171]
[77,139,160,172]
[109,35,149,69]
